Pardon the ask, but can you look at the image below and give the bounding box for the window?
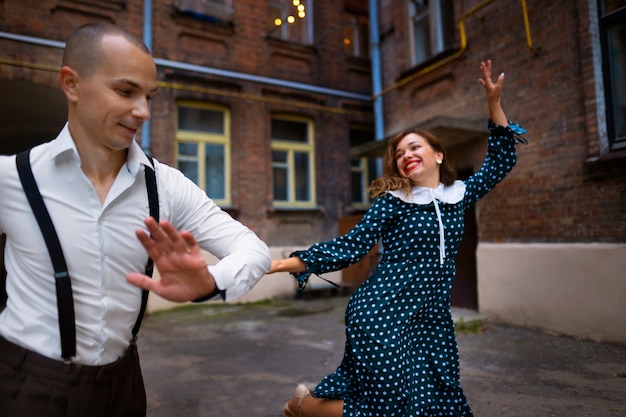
[173,0,233,22]
[271,116,316,207]
[268,0,312,44]
[176,103,231,206]
[408,0,455,66]
[598,0,626,150]
[349,126,377,209]
[344,12,370,58]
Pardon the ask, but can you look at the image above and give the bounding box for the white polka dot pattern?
[291,121,521,416]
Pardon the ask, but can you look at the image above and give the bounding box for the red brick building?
[1,0,625,343]
[0,0,374,244]
[365,0,626,344]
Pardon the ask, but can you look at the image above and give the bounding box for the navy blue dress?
[292,121,525,416]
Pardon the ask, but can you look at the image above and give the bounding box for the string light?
[272,1,306,27]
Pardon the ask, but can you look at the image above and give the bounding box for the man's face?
[71,34,157,152]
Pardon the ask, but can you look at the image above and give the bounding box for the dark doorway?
[451,168,478,309]
[0,80,66,310]
[0,79,66,155]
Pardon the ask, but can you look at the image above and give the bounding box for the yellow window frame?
[271,115,316,208]
[176,101,232,207]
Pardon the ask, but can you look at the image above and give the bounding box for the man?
[0,23,271,416]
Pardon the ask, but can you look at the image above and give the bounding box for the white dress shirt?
[0,123,271,365]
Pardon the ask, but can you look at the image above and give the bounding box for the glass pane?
[294,152,310,201]
[178,107,224,133]
[344,19,357,56]
[601,0,626,14]
[607,20,626,141]
[204,143,225,199]
[272,150,288,164]
[351,170,364,203]
[439,0,456,48]
[272,150,288,201]
[269,3,282,29]
[287,13,306,43]
[350,127,374,146]
[178,141,198,156]
[177,142,199,184]
[273,166,288,200]
[411,0,431,64]
[272,119,308,143]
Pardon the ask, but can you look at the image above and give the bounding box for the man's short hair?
[62,23,150,77]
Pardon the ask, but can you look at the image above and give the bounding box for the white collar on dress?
[388,180,466,205]
[387,180,466,265]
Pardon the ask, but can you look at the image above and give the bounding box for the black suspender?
[15,149,159,362]
[133,157,159,341]
[16,150,75,361]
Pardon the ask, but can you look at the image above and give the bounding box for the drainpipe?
[368,0,384,141]
[142,0,153,154]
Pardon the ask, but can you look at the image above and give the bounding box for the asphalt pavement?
[138,293,626,417]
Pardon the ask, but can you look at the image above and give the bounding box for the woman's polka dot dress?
[292,121,524,416]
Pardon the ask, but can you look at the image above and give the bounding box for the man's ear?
[59,66,79,103]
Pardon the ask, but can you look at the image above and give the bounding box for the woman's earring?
[436,159,443,165]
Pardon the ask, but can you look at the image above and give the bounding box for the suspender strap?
[132,160,159,340]
[16,149,76,361]
[16,150,160,359]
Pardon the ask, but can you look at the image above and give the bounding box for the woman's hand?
[478,60,508,127]
[268,257,307,274]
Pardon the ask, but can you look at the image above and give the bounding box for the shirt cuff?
[192,266,227,302]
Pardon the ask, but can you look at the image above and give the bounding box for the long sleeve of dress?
[290,196,398,285]
[461,119,526,210]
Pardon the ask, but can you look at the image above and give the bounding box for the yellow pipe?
[374,0,538,99]
[0,58,59,73]
[520,0,539,55]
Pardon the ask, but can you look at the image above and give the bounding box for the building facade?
[0,0,377,305]
[1,0,625,344]
[366,0,626,344]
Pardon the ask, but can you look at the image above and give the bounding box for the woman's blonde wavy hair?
[367,128,457,199]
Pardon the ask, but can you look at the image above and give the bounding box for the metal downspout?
[369,0,384,141]
[142,0,153,154]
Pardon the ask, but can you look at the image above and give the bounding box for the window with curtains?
[408,0,455,66]
[176,103,231,206]
[271,116,316,208]
[268,0,313,44]
[598,0,626,150]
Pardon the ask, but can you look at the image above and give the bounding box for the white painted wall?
[477,243,626,344]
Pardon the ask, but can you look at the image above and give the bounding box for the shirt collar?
[48,122,153,175]
[388,180,466,205]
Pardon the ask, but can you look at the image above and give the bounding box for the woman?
[271,60,526,417]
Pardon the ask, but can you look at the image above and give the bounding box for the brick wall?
[378,0,626,243]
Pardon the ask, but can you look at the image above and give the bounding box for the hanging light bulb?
[287,15,295,24]
[298,11,305,18]
[274,17,282,26]
[292,0,300,6]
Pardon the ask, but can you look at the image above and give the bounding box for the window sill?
[171,9,235,35]
[585,148,626,166]
[267,206,325,216]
